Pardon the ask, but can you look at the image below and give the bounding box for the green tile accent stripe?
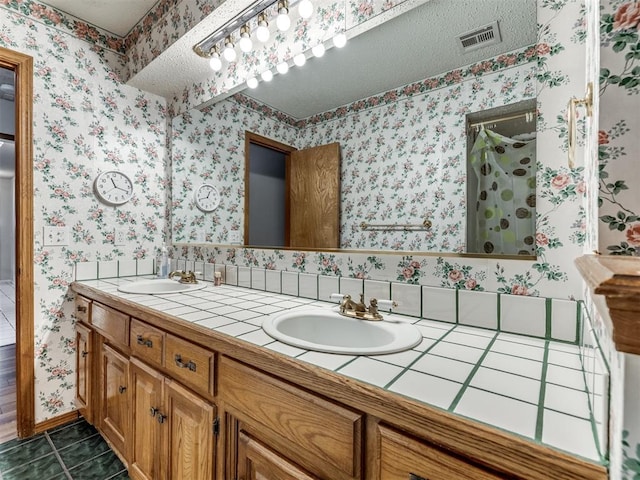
[455,288,459,324]
[496,293,501,330]
[545,297,552,339]
[534,340,550,442]
[447,332,499,412]
[576,300,583,346]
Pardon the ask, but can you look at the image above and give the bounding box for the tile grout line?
[534,340,550,442]
[44,432,73,480]
[447,331,500,412]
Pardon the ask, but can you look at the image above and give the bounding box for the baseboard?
[34,410,80,434]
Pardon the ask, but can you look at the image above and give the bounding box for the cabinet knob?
[409,474,428,480]
[118,385,127,394]
[174,354,197,372]
[157,414,167,424]
[150,407,158,417]
[77,305,87,313]
[81,350,88,358]
[136,335,153,348]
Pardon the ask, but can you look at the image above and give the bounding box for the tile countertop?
[77,276,607,466]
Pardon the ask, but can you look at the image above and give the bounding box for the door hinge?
[213,417,220,437]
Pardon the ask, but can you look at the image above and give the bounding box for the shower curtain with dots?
[469,129,536,255]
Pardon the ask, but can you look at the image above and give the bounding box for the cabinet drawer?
[164,334,214,398]
[130,319,164,367]
[91,303,130,349]
[221,357,362,480]
[75,296,91,324]
[377,425,506,480]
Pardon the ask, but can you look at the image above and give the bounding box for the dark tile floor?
[0,418,129,480]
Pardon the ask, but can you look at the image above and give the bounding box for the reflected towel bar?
[360,218,432,231]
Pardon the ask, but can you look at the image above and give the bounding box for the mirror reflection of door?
[244,132,341,249]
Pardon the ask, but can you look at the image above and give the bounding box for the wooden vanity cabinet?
[74,322,93,423]
[129,358,216,480]
[373,425,507,480]
[99,343,129,457]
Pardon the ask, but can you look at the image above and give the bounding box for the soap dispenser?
[159,243,169,278]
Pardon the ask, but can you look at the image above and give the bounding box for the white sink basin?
[117,279,206,295]
[262,309,422,355]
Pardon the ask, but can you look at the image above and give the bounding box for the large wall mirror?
[171,0,537,256]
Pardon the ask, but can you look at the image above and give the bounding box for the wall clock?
[194,183,220,212]
[93,170,134,206]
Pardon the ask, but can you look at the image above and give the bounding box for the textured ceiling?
[41,0,158,36]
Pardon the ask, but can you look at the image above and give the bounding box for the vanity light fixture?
[276,61,289,74]
[247,77,259,89]
[276,0,291,31]
[333,32,347,48]
[298,0,313,19]
[261,70,274,82]
[311,43,325,57]
[223,35,237,62]
[238,24,253,53]
[208,45,222,71]
[256,13,270,42]
[293,53,306,66]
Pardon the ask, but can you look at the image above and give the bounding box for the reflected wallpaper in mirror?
[171,0,537,254]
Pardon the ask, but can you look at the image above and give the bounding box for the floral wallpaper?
[0,7,168,422]
[172,53,535,251]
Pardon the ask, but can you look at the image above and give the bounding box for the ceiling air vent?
[458,21,501,52]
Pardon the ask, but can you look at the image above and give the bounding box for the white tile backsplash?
[251,268,266,290]
[364,280,391,304]
[265,270,281,293]
[299,273,318,299]
[75,261,97,281]
[281,271,298,296]
[204,263,216,282]
[391,282,421,317]
[339,277,363,297]
[137,258,155,276]
[422,286,456,323]
[501,294,547,338]
[98,260,118,279]
[551,299,578,342]
[118,260,137,277]
[318,275,339,302]
[225,265,238,286]
[458,290,498,329]
[238,266,251,288]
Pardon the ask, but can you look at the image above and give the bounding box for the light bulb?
[247,77,258,89]
[276,12,290,31]
[256,13,270,42]
[298,0,313,18]
[312,43,325,58]
[276,62,289,74]
[238,25,252,53]
[261,70,273,82]
[209,54,222,71]
[293,53,306,66]
[333,32,347,48]
[223,36,236,62]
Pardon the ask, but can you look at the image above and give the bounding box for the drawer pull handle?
[409,475,428,480]
[174,354,197,372]
[136,335,153,348]
[81,350,88,358]
[77,306,87,313]
[118,385,127,394]
[150,407,158,417]
[157,414,167,424]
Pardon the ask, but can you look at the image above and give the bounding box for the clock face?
[93,171,134,206]
[194,183,220,212]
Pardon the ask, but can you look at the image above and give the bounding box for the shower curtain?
[469,129,536,255]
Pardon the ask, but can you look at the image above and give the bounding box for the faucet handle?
[330,293,346,302]
[375,299,398,311]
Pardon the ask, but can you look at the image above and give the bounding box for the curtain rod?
[468,110,536,129]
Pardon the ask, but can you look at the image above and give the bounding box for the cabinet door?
[100,343,129,457]
[377,426,507,480]
[163,380,215,480]
[75,323,92,423]
[238,432,319,480]
[129,359,163,480]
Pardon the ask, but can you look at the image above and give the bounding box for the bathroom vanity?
[71,279,607,480]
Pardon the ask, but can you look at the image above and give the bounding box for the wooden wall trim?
[0,47,35,438]
[34,411,80,435]
[575,254,640,355]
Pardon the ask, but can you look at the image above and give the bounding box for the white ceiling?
[41,0,159,36]
[37,0,535,116]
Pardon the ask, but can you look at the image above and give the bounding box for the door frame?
[0,47,35,438]
[244,131,296,246]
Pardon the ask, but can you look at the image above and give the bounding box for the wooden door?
[100,344,129,457]
[288,142,340,249]
[237,432,319,480]
[163,380,215,480]
[75,323,92,423]
[129,359,163,480]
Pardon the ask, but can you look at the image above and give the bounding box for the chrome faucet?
[168,270,198,284]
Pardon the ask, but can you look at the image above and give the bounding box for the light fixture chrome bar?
[194,0,281,57]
